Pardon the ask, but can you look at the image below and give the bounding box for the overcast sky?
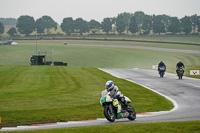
[0,0,199,24]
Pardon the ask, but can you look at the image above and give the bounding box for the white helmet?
[105,80,114,91]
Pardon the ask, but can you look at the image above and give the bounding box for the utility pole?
[36,30,38,55]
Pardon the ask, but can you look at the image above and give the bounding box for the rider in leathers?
[104,80,128,118]
[176,61,185,74]
[158,61,166,71]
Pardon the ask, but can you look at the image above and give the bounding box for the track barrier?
[190,70,200,75]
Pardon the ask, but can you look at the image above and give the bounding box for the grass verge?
[0,66,173,127]
[4,121,200,133]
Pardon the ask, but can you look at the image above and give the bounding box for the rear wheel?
[104,106,116,122]
[127,105,136,121]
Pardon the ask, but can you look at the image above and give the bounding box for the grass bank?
[0,66,173,127]
[15,39,200,50]
[0,41,199,78]
[4,121,200,133]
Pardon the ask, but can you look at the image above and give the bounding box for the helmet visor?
[106,85,112,89]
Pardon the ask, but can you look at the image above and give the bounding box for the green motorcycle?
[100,90,136,122]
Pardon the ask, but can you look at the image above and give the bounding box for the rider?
[176,61,185,74]
[105,80,128,118]
[158,61,166,72]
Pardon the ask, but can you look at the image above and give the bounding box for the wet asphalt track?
[72,44,200,54]
[1,69,200,131]
[101,68,200,123]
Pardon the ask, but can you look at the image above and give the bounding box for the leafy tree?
[35,18,45,34]
[61,17,74,35]
[198,16,200,33]
[7,27,17,36]
[180,16,192,34]
[116,14,126,34]
[110,17,117,34]
[116,12,132,34]
[101,18,113,34]
[0,18,17,26]
[190,14,199,33]
[129,16,138,34]
[160,15,170,32]
[0,21,4,34]
[88,19,101,34]
[39,16,57,34]
[168,17,181,34]
[142,15,152,35]
[74,18,89,35]
[134,11,146,34]
[152,15,166,34]
[17,15,35,36]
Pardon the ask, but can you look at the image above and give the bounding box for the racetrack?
[71,44,200,54]
[101,68,200,123]
[1,68,200,131]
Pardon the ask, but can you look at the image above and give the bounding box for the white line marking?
[184,83,200,88]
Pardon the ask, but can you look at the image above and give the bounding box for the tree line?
[0,11,200,37]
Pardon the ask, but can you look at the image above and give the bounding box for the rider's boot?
[117,110,129,118]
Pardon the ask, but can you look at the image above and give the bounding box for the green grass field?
[0,40,200,78]
[0,66,172,127]
[5,121,200,133]
[15,39,200,50]
[0,38,200,132]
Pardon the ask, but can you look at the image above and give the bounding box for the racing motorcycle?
[159,66,166,77]
[100,90,136,122]
[177,67,184,79]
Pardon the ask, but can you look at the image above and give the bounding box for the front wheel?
[104,105,116,122]
[160,72,163,77]
[127,105,136,121]
[159,71,164,77]
[178,74,183,79]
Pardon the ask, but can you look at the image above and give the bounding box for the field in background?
[0,40,200,78]
[15,39,200,50]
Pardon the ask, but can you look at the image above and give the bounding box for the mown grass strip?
[0,66,172,127]
[4,121,200,133]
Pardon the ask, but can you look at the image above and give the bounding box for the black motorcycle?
[177,67,184,79]
[159,66,166,77]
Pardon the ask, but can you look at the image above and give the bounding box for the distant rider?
[104,80,128,118]
[176,61,185,74]
[158,61,166,72]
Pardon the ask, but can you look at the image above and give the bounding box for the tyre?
[104,106,116,122]
[160,71,164,77]
[127,105,136,121]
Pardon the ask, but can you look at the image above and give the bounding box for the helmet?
[105,80,114,91]
[160,60,163,63]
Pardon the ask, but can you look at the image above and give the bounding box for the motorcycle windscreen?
[101,90,108,97]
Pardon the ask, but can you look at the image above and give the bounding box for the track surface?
[101,68,200,123]
[72,44,200,54]
[1,69,200,131]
